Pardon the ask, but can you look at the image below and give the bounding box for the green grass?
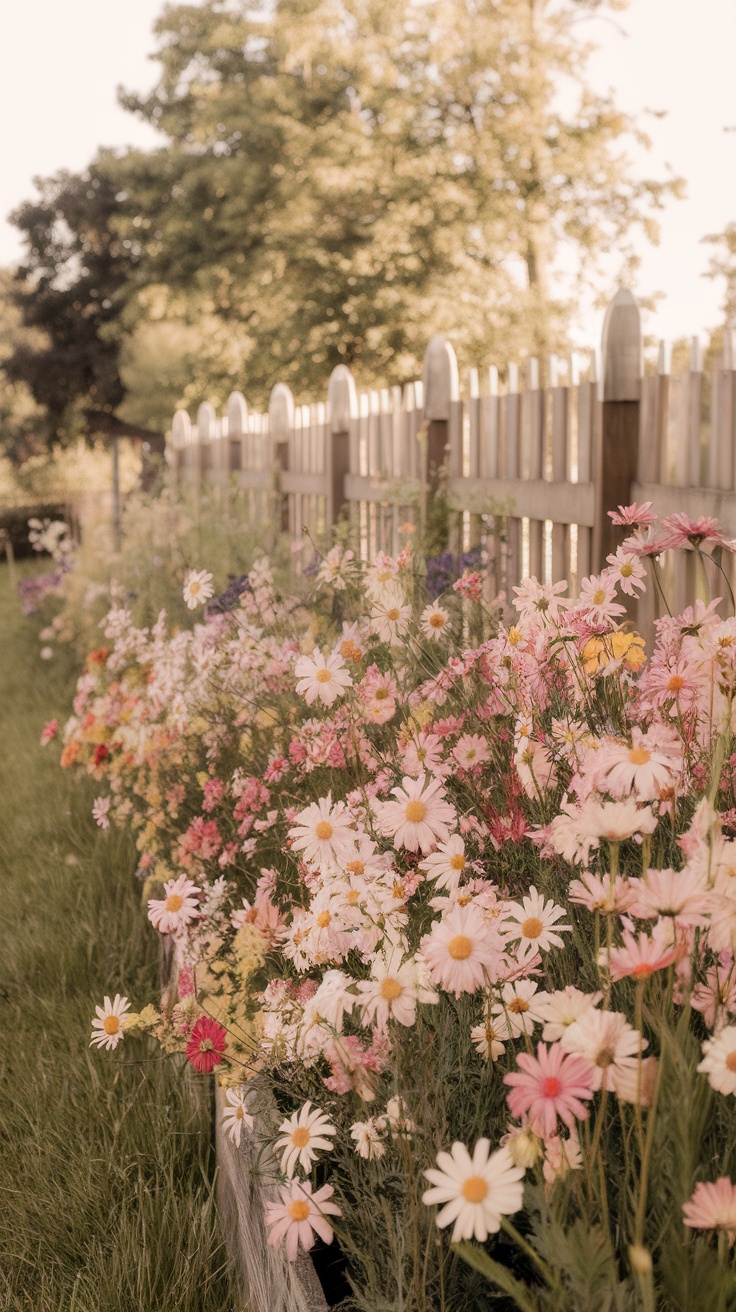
[0,565,237,1311]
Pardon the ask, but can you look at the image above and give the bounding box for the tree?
[110,0,680,403]
[704,221,736,326]
[6,167,132,447]
[0,269,46,462]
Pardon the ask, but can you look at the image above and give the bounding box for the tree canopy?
[5,0,683,448]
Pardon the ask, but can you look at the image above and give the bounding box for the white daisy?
[275,1100,337,1177]
[357,948,438,1029]
[289,796,356,871]
[698,1026,736,1095]
[147,874,201,934]
[92,796,111,829]
[350,1117,386,1160]
[419,835,469,890]
[420,602,451,642]
[90,993,130,1050]
[535,986,602,1042]
[221,1086,254,1147]
[294,647,353,707]
[561,1008,646,1095]
[502,886,571,952]
[183,569,215,609]
[376,772,456,855]
[491,980,546,1038]
[422,1140,524,1241]
[370,585,412,645]
[470,1014,511,1060]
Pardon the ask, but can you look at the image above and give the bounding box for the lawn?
[0,564,236,1311]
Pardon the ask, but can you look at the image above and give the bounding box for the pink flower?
[607,923,684,982]
[186,1016,227,1072]
[421,903,502,997]
[608,501,657,529]
[660,512,734,551]
[40,719,59,745]
[92,796,111,829]
[265,1180,341,1261]
[453,571,483,601]
[683,1178,736,1244]
[504,1042,596,1137]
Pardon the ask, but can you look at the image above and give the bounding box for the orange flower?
[60,740,81,769]
[582,630,646,676]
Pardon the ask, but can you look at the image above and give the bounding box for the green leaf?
[454,1242,543,1312]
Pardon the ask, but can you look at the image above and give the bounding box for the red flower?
[186,1017,227,1073]
[93,744,109,767]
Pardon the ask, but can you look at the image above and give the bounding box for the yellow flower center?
[288,1200,311,1222]
[380,977,403,1001]
[103,1015,120,1035]
[429,613,446,628]
[374,688,389,700]
[450,853,466,871]
[346,890,361,905]
[386,608,401,622]
[291,1126,311,1147]
[521,916,543,939]
[315,821,333,840]
[629,747,651,766]
[593,588,606,605]
[508,997,530,1014]
[668,675,684,692]
[316,911,332,928]
[448,934,473,961]
[596,1046,616,1069]
[316,668,332,683]
[508,627,522,646]
[461,1176,488,1203]
[236,1107,245,1120]
[405,800,426,823]
[165,893,184,912]
[189,581,201,594]
[726,1052,736,1073]
[347,860,364,876]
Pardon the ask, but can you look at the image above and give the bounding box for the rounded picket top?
[327,364,358,433]
[171,409,192,449]
[422,335,459,421]
[227,391,248,437]
[601,288,642,402]
[196,401,218,442]
[268,382,295,438]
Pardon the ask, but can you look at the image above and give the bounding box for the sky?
[0,0,734,351]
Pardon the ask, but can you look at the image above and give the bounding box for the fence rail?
[167,289,736,627]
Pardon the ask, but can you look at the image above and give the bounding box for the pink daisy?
[660,513,734,552]
[265,1179,341,1261]
[607,923,684,982]
[186,1016,227,1073]
[40,719,59,745]
[421,903,502,997]
[608,502,657,529]
[504,1042,596,1138]
[683,1178,736,1244]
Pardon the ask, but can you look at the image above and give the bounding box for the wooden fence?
[167,289,736,625]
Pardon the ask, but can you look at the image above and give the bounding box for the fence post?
[268,383,295,533]
[196,402,217,488]
[327,365,357,529]
[171,410,191,486]
[226,392,248,474]
[422,335,460,492]
[594,289,642,571]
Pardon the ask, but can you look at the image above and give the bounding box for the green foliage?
[0,565,235,1310]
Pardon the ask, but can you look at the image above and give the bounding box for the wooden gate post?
[268,383,295,533]
[593,289,642,571]
[326,365,358,529]
[422,335,460,492]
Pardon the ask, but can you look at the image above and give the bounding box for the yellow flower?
[122,1004,160,1033]
[234,923,267,982]
[582,630,647,676]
